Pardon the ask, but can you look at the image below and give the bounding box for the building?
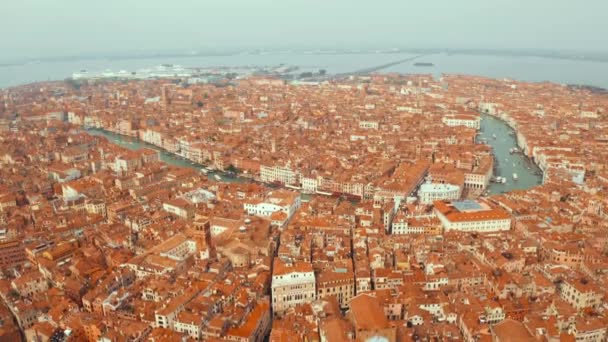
[434,199,512,232]
[568,317,607,342]
[418,183,461,204]
[0,194,16,212]
[316,268,355,309]
[126,233,197,278]
[347,294,397,342]
[162,198,195,220]
[0,240,27,269]
[559,278,604,310]
[271,259,315,316]
[243,190,301,227]
[260,165,299,186]
[224,300,271,342]
[442,114,481,129]
[11,271,48,297]
[490,319,535,342]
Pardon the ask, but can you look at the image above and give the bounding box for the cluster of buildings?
[0,73,606,341]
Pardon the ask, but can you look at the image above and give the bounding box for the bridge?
[330,54,427,79]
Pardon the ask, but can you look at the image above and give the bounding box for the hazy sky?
[2,0,607,61]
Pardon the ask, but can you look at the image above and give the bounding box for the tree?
[299,72,313,79]
[318,69,327,76]
[226,164,240,174]
[64,78,82,90]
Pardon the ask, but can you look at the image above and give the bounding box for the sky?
[2,0,607,61]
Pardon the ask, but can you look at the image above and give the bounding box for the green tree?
[65,78,82,90]
[226,164,240,174]
[299,72,313,79]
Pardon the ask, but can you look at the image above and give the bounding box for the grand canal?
[87,114,543,196]
[478,114,543,195]
[86,128,251,184]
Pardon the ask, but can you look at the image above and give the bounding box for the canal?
[87,115,543,198]
[477,114,543,195]
[86,128,251,184]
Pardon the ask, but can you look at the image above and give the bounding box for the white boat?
[501,177,507,184]
[513,173,518,181]
[214,174,221,181]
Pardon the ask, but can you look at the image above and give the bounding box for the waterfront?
[478,114,543,195]
[86,128,251,184]
[87,114,544,198]
[3,52,608,89]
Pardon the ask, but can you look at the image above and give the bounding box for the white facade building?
[271,260,316,316]
[243,190,301,222]
[442,114,481,129]
[433,200,512,233]
[418,183,461,204]
[260,165,299,186]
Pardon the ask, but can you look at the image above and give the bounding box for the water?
[88,114,543,197]
[86,128,250,184]
[478,114,543,194]
[385,53,608,88]
[7,51,563,196]
[2,52,608,88]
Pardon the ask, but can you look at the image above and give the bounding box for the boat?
[501,177,507,184]
[200,168,208,174]
[413,62,434,67]
[214,174,221,181]
[492,134,497,139]
[513,173,518,181]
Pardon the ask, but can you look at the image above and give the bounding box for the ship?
[492,176,507,184]
[513,173,518,181]
[413,62,434,67]
[214,174,222,181]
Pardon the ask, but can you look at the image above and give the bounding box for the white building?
[359,120,379,129]
[243,190,301,223]
[418,183,461,204]
[559,278,604,310]
[442,114,481,129]
[433,200,512,232]
[301,176,319,193]
[271,260,316,316]
[260,164,299,186]
[141,128,163,147]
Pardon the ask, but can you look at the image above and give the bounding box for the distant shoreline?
[3,50,608,90]
[3,48,608,67]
